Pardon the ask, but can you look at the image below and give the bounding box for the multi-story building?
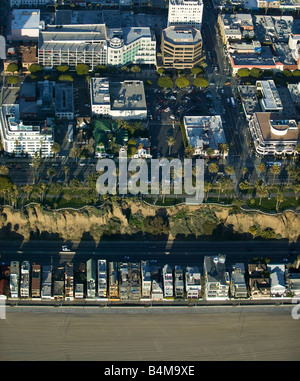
[41,265,52,299]
[109,262,119,300]
[87,259,97,299]
[267,264,287,297]
[183,115,228,158]
[248,263,271,299]
[203,255,230,300]
[167,0,204,30]
[174,265,184,298]
[256,80,283,114]
[54,83,74,120]
[31,264,41,298]
[38,24,107,69]
[161,26,202,69]
[8,9,44,41]
[0,103,54,158]
[141,260,151,299]
[151,266,164,300]
[130,263,141,300]
[162,264,174,298]
[90,77,111,116]
[20,261,30,298]
[185,266,201,298]
[119,262,130,301]
[97,260,107,299]
[248,112,300,157]
[10,261,19,298]
[107,27,156,67]
[230,263,248,299]
[10,0,52,7]
[65,263,74,301]
[218,13,254,44]
[53,266,64,300]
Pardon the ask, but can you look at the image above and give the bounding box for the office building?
[167,0,204,30]
[256,80,283,114]
[8,9,44,41]
[161,26,203,69]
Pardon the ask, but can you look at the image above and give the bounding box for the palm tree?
[270,164,281,185]
[185,144,194,158]
[286,163,295,186]
[241,166,248,179]
[256,183,268,206]
[292,183,300,200]
[208,163,219,181]
[0,165,9,176]
[70,146,81,163]
[224,165,234,176]
[47,167,57,184]
[51,142,60,161]
[256,162,266,181]
[219,143,229,163]
[276,191,284,212]
[204,181,212,201]
[63,166,69,185]
[32,159,40,184]
[23,184,32,201]
[167,137,175,156]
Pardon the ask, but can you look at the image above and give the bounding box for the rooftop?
[110,80,146,111]
[11,9,40,30]
[163,26,202,45]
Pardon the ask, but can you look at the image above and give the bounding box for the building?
[86,259,97,299]
[268,264,287,297]
[248,112,300,156]
[54,83,74,120]
[151,266,164,300]
[53,266,64,300]
[185,266,201,298]
[141,260,151,299]
[162,264,174,298]
[31,264,41,298]
[203,255,230,300]
[230,263,248,298]
[161,26,202,69]
[167,0,204,30]
[65,263,74,301]
[0,103,54,158]
[107,27,156,66]
[238,85,260,120]
[119,262,130,301]
[10,0,52,7]
[38,24,107,69]
[41,265,52,299]
[97,259,107,299]
[90,77,111,116]
[109,80,147,120]
[288,272,300,296]
[248,263,271,299]
[109,262,119,300]
[256,80,283,114]
[20,261,30,298]
[130,262,141,300]
[10,261,19,298]
[8,9,44,41]
[74,284,84,299]
[218,13,254,44]
[183,115,228,158]
[174,265,184,298]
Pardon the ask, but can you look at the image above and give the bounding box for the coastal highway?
[1,240,299,268]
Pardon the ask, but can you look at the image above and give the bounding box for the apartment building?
[267,264,287,297]
[65,263,74,301]
[41,265,52,299]
[53,266,64,300]
[38,24,107,69]
[87,259,97,299]
[174,265,184,298]
[97,260,107,299]
[162,264,174,298]
[248,112,300,156]
[248,263,271,299]
[161,26,203,69]
[109,262,119,300]
[10,261,19,298]
[0,104,54,158]
[141,260,151,299]
[119,262,130,301]
[20,261,30,298]
[230,263,248,298]
[185,266,201,298]
[167,0,204,30]
[31,264,41,298]
[203,255,230,300]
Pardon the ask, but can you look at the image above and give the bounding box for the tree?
[241,166,248,179]
[292,183,300,200]
[167,137,175,156]
[23,184,33,201]
[208,163,219,179]
[204,181,213,200]
[7,76,19,85]
[70,146,81,162]
[130,65,141,74]
[56,65,69,73]
[283,69,292,77]
[47,167,57,184]
[239,180,251,192]
[175,76,190,88]
[276,191,284,212]
[249,68,262,78]
[58,74,73,82]
[256,162,266,180]
[51,142,60,160]
[28,64,43,73]
[270,164,281,185]
[224,165,234,176]
[286,163,296,186]
[237,68,250,77]
[216,177,232,201]
[63,166,69,185]
[206,147,214,157]
[193,77,208,88]
[0,165,9,176]
[184,144,194,158]
[219,143,229,162]
[256,183,268,205]
[75,64,89,76]
[6,63,19,74]
[158,76,173,89]
[190,66,202,77]
[157,68,165,76]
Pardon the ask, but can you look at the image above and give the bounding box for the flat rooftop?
[110,81,146,111]
[11,9,40,30]
[90,77,110,106]
[163,26,202,45]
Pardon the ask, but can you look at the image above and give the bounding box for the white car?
[62,245,71,252]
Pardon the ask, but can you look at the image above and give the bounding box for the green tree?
[58,74,73,82]
[208,163,219,179]
[184,144,194,158]
[239,180,251,192]
[219,143,229,162]
[276,191,284,212]
[75,63,89,76]
[56,65,69,73]
[249,68,262,78]
[175,76,190,88]
[51,142,60,160]
[241,166,248,179]
[270,164,281,185]
[193,77,208,88]
[7,76,19,85]
[256,183,268,205]
[167,136,175,156]
[6,63,19,74]
[237,68,250,77]
[158,76,173,89]
[224,165,234,176]
[0,165,9,176]
[190,66,202,77]
[47,167,57,184]
[256,162,266,180]
[28,64,43,73]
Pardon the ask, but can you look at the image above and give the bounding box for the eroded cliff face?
[0,201,299,242]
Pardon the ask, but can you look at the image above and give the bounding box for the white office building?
[167,0,204,30]
[0,104,54,158]
[8,9,44,41]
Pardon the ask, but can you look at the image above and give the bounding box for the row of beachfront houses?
[2,256,300,302]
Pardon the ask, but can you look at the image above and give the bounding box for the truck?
[230,97,236,108]
[68,123,73,143]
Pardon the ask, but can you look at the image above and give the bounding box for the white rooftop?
[11,9,40,30]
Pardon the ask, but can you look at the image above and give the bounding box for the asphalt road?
[1,305,299,361]
[1,239,299,269]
